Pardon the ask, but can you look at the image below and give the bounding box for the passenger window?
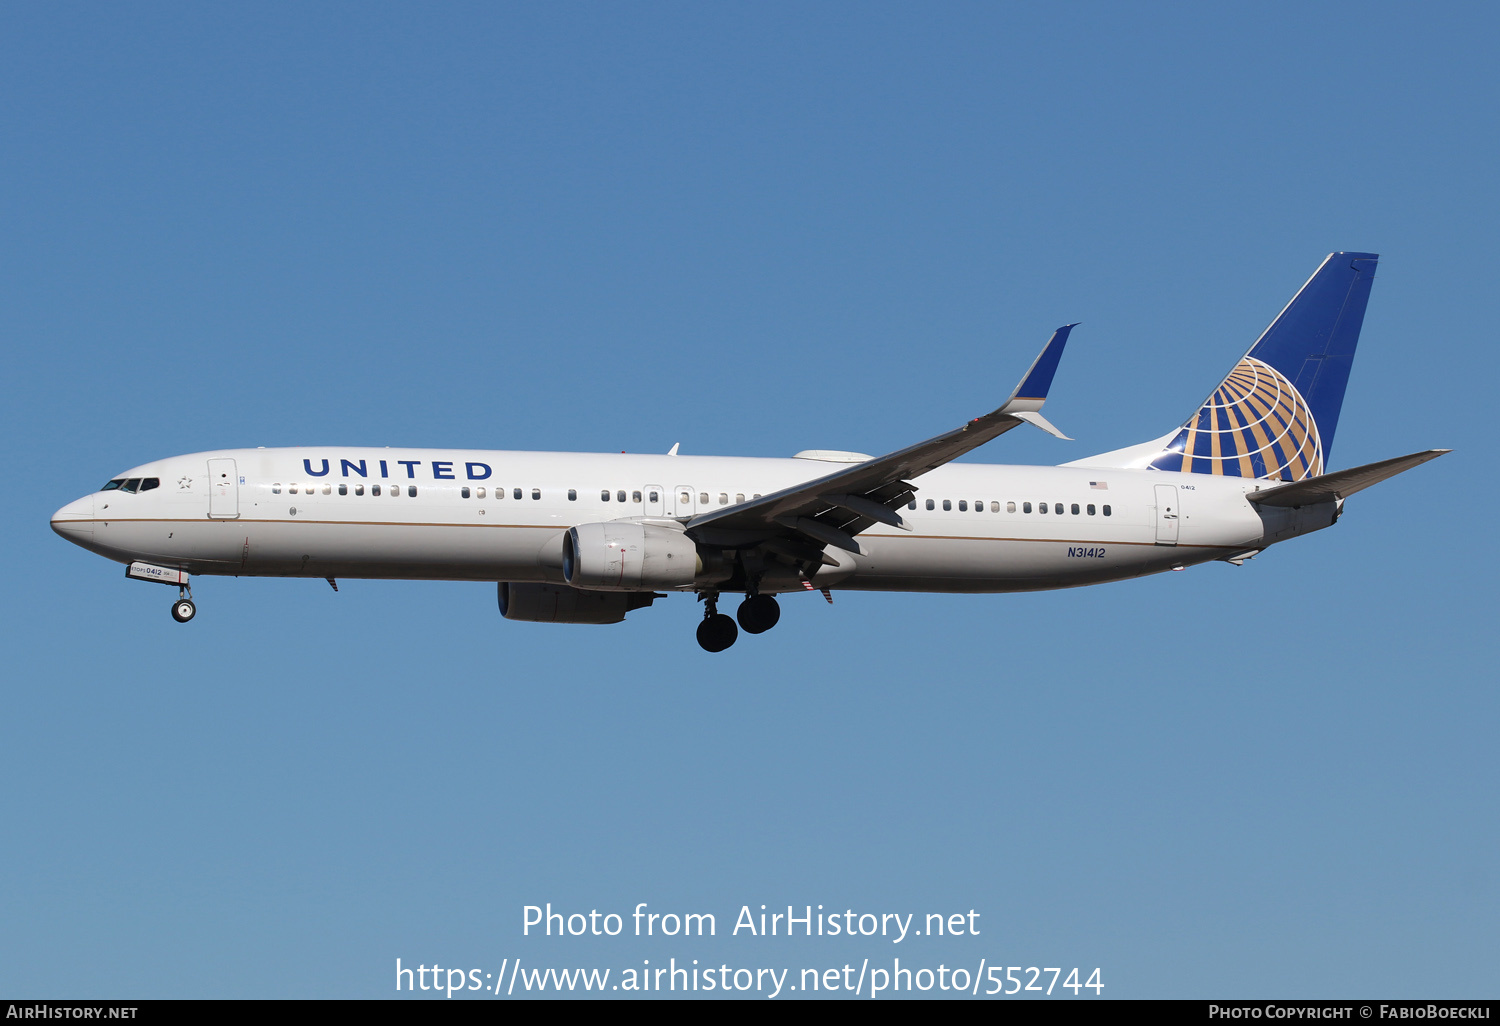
[1038,502,1047,513]
[462,486,471,499]
[101,479,124,491]
[699,492,708,504]
[648,490,659,502]
[140,478,160,492]
[958,500,967,511]
[1103,505,1112,516]
[531,488,540,500]
[410,485,419,497]
[391,485,400,497]
[289,484,298,495]
[476,487,485,498]
[568,489,577,501]
[926,499,935,510]
[337,483,347,495]
[322,484,331,495]
[514,488,523,500]
[633,490,642,503]
[1055,502,1064,515]
[753,494,762,499]
[272,484,282,494]
[617,490,627,503]
[908,500,917,510]
[735,493,744,503]
[680,491,690,504]
[601,489,610,501]
[1071,503,1080,515]
[372,485,381,496]
[1005,501,1015,513]
[1087,504,1095,515]
[718,493,728,505]
[354,484,364,495]
[942,499,951,511]
[1023,502,1031,513]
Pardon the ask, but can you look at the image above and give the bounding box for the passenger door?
[645,485,665,517]
[673,485,696,518]
[1153,484,1179,545]
[208,458,239,519]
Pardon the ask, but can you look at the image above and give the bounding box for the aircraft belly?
[844,532,1185,593]
[226,520,559,581]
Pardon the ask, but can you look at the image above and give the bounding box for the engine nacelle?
[563,520,700,591]
[498,583,657,624]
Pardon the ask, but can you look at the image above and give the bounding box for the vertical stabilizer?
[1066,252,1378,480]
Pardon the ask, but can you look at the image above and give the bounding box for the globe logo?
[1150,357,1323,481]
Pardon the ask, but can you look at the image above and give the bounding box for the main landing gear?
[736,593,780,634]
[695,591,782,651]
[171,584,196,623]
[696,592,738,652]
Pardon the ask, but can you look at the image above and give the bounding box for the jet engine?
[498,582,657,624]
[563,520,700,591]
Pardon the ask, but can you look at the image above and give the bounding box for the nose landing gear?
[171,584,196,623]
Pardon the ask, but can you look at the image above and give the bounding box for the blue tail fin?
[1145,252,1378,480]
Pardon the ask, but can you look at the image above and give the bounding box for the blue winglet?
[1010,324,1076,401]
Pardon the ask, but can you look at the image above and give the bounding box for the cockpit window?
[139,478,160,492]
[120,479,141,493]
[101,479,124,491]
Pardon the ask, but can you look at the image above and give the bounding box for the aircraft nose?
[51,495,94,541]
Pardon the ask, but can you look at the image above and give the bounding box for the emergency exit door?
[207,458,239,519]
[1153,484,1179,545]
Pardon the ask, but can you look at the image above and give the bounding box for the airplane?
[52,252,1447,651]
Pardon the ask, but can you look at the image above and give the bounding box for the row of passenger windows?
[909,498,1113,516]
[276,483,556,499]
[341,486,770,505]
[275,482,428,497]
[556,489,763,504]
[101,478,160,493]
[262,482,1109,517]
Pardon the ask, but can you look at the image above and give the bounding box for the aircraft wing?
[1247,449,1450,507]
[684,326,1076,555]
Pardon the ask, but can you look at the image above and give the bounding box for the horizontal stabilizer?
[1248,449,1450,507]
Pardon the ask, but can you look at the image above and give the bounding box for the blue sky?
[2,2,1496,998]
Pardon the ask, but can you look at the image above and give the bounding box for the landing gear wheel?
[737,594,781,634]
[171,598,196,623]
[696,613,738,652]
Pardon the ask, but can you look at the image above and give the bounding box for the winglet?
[999,324,1076,436]
[667,442,680,456]
[1011,410,1073,440]
[1007,324,1076,405]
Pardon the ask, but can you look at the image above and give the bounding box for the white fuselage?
[50,447,1337,593]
